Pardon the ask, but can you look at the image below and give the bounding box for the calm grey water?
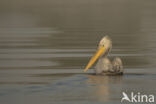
[0,0,156,104]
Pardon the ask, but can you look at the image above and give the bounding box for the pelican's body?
[84,36,123,75]
[95,57,123,75]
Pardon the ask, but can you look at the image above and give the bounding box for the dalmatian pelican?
[84,36,123,75]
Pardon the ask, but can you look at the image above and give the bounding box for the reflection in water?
[87,75,123,102]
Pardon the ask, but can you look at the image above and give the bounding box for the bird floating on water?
[84,36,123,75]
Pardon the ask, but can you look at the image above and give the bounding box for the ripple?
[0,60,58,67]
[0,28,60,34]
[0,49,95,53]
[0,53,147,59]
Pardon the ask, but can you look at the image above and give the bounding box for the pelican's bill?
[84,46,105,72]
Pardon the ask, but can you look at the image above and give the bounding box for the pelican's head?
[98,36,112,56]
[84,36,112,72]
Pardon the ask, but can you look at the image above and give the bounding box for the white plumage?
[84,36,123,75]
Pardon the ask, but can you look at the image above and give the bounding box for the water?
[0,0,156,104]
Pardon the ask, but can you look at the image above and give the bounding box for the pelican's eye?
[103,44,105,47]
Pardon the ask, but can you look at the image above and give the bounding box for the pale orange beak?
[84,46,106,72]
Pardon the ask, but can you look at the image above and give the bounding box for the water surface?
[0,0,156,104]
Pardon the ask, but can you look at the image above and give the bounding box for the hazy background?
[0,0,156,104]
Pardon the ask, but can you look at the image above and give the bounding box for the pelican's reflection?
[87,75,123,102]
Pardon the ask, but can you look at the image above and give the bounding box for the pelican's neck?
[99,53,108,60]
[102,48,110,58]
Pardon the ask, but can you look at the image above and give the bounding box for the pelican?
[84,36,123,75]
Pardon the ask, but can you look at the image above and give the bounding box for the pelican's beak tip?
[83,69,86,72]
